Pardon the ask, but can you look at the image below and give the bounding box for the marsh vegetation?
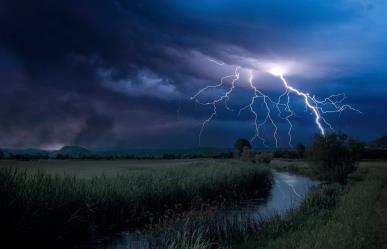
[0,159,272,247]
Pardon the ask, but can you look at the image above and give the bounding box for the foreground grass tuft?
[166,230,212,249]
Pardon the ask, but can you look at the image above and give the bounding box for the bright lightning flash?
[191,62,361,147]
[269,67,285,77]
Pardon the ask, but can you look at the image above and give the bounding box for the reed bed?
[0,159,272,247]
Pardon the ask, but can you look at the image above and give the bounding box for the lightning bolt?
[276,73,361,138]
[238,71,280,147]
[277,73,325,136]
[207,58,225,66]
[191,61,361,147]
[191,66,241,145]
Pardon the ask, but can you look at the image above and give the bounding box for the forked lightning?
[191,61,361,147]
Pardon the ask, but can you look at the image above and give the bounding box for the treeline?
[273,147,387,160]
[0,151,234,161]
[273,150,300,159]
[356,148,387,160]
[0,153,50,160]
[0,152,156,161]
[1,149,385,161]
[1,140,386,161]
[161,152,233,160]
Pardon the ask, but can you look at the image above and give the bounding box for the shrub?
[273,150,298,159]
[255,153,273,164]
[308,132,363,182]
[241,146,255,161]
[296,144,305,158]
[234,138,251,158]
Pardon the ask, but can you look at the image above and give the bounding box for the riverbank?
[158,161,387,249]
[236,161,387,249]
[0,159,272,247]
[269,159,317,179]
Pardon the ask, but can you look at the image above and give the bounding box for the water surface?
[72,170,320,249]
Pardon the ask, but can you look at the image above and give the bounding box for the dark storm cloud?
[0,0,386,148]
[73,114,115,147]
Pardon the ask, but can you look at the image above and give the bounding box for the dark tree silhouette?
[309,132,363,182]
[234,138,251,158]
[296,143,306,158]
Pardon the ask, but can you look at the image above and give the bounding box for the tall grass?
[151,206,266,249]
[156,184,337,249]
[0,160,272,246]
[166,230,212,249]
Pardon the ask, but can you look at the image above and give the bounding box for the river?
[71,170,321,249]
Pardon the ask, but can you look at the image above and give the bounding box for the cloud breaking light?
[269,67,285,77]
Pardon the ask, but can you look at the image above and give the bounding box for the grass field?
[0,159,217,177]
[0,159,272,247]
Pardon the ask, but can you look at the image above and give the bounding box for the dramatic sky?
[0,0,386,149]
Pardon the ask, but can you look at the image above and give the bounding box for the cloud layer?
[0,0,386,148]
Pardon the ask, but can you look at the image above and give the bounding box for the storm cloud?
[0,0,386,148]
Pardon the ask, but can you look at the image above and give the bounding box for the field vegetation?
[0,159,272,247]
[159,162,387,249]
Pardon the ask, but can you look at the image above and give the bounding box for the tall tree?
[234,138,251,158]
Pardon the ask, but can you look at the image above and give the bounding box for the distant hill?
[368,134,387,148]
[53,146,91,158]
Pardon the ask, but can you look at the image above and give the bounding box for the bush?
[241,146,255,161]
[296,144,305,158]
[273,150,298,159]
[234,138,251,158]
[308,132,363,182]
[254,153,273,164]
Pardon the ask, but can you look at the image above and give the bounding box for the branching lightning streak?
[238,71,280,147]
[191,66,241,145]
[277,73,362,137]
[278,74,326,136]
[191,62,361,147]
[207,58,225,66]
